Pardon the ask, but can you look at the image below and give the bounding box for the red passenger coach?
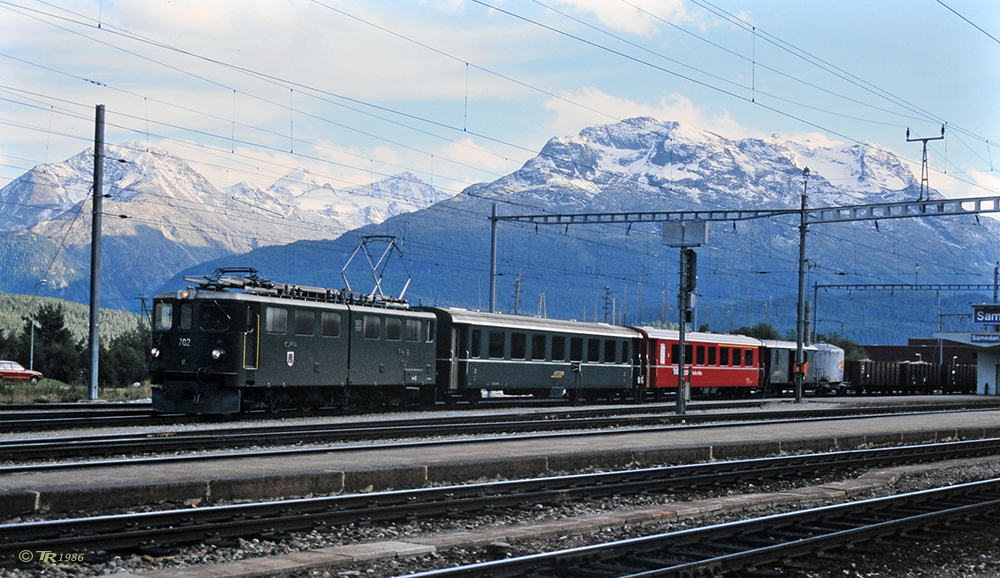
[635,328,762,395]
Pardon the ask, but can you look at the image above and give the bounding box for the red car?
[0,360,42,385]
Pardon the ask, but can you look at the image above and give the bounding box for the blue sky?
[1,0,998,202]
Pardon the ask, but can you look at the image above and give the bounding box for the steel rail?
[0,399,745,434]
[1,403,997,471]
[397,477,1000,578]
[2,438,999,557]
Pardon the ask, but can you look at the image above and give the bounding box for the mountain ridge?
[0,142,452,305]
[158,117,997,344]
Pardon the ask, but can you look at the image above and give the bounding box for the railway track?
[2,438,999,558]
[2,402,997,469]
[400,477,1000,578]
[2,397,998,434]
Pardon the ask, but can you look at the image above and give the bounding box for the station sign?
[973,304,1000,324]
[971,333,1000,344]
[662,220,708,247]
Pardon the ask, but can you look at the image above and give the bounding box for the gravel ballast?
[4,457,1000,578]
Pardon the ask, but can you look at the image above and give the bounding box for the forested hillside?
[0,292,143,342]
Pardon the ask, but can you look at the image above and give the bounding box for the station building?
[934,303,1000,395]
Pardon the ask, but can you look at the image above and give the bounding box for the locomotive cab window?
[199,302,232,332]
[265,307,287,334]
[426,321,434,342]
[294,310,315,336]
[386,317,402,341]
[321,312,341,337]
[153,303,173,331]
[179,303,193,330]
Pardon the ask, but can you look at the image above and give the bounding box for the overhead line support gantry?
[488,194,1000,411]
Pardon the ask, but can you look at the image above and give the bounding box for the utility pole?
[994,262,998,304]
[794,167,810,403]
[602,286,612,323]
[906,125,945,201]
[677,246,697,414]
[134,295,150,327]
[513,270,522,315]
[489,203,498,313]
[88,104,105,401]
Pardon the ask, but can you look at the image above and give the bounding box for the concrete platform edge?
[111,452,1000,578]
[6,424,998,518]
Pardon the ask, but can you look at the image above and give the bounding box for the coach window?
[488,331,505,358]
[153,303,173,330]
[386,317,402,341]
[471,330,482,358]
[570,337,584,362]
[720,347,730,366]
[662,343,669,365]
[670,344,678,364]
[551,336,566,361]
[294,310,315,336]
[363,315,380,339]
[604,340,616,364]
[531,334,546,360]
[685,344,693,363]
[621,341,630,364]
[321,312,341,337]
[406,319,421,341]
[587,339,601,363]
[708,347,717,366]
[265,307,286,334]
[733,348,743,367]
[511,332,527,359]
[696,346,705,365]
[744,349,754,366]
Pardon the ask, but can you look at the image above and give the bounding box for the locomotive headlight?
[151,348,161,358]
[211,348,225,360]
[177,287,197,299]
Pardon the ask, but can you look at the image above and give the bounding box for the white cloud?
[548,0,690,36]
[781,132,846,150]
[543,87,755,140]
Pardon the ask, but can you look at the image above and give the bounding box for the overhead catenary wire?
[0,1,996,320]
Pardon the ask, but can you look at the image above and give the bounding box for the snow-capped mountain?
[0,143,452,304]
[173,118,999,344]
